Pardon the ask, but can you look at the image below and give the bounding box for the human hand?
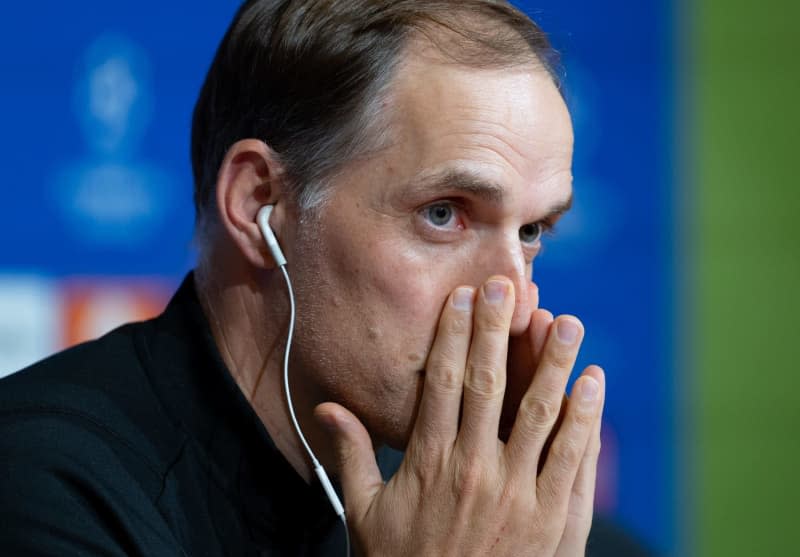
[315,276,605,556]
[506,306,606,556]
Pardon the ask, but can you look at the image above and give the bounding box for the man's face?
[286,51,574,448]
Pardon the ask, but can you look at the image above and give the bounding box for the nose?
[481,235,537,336]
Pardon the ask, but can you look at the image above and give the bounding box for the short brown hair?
[191,0,558,228]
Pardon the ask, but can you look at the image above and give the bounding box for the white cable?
[279,265,317,463]
[278,264,348,550]
[343,515,351,557]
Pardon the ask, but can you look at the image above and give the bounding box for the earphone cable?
[279,265,349,556]
[343,515,351,557]
[279,265,318,464]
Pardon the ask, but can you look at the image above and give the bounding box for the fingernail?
[556,318,580,344]
[580,377,599,403]
[485,280,508,305]
[452,287,474,311]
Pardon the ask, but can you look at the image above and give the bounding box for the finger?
[458,276,514,456]
[529,309,554,360]
[529,311,560,471]
[537,369,603,512]
[501,309,553,441]
[505,316,583,474]
[411,286,475,454]
[529,281,540,311]
[555,366,605,556]
[315,402,384,520]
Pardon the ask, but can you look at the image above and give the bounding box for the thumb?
[315,402,383,518]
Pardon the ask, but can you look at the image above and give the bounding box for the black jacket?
[0,274,358,556]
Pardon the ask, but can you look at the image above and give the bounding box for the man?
[0,1,620,555]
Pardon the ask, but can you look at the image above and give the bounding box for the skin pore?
[197,44,574,482]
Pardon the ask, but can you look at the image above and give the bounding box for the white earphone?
[256,205,286,267]
[255,205,348,552]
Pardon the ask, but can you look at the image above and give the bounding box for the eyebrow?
[409,169,506,204]
[545,192,573,219]
[407,168,574,219]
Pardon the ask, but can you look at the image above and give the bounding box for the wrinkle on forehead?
[387,56,573,179]
[333,48,576,227]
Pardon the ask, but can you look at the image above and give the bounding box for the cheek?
[370,255,444,365]
[362,236,486,357]
[296,230,429,355]
[325,230,456,369]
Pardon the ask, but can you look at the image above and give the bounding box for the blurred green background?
[694,0,800,554]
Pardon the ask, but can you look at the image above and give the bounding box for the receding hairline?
[191,0,560,233]
[325,27,560,178]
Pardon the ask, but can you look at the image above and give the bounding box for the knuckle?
[585,437,602,460]
[454,458,487,496]
[475,310,510,334]
[520,395,561,427]
[545,346,576,369]
[429,364,462,393]
[569,477,592,504]
[551,438,582,468]
[464,361,504,397]
[444,313,471,337]
[571,407,595,429]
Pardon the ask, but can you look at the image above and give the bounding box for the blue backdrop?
[0,2,676,553]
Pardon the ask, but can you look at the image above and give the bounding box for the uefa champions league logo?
[50,33,175,248]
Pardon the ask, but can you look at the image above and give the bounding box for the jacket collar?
[138,273,338,539]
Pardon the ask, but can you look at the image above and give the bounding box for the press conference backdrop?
[2,2,796,556]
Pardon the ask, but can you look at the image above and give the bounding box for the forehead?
[380,50,573,206]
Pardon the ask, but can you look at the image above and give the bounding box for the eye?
[423,203,457,227]
[519,222,543,245]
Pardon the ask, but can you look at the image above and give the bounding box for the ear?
[215,138,288,269]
